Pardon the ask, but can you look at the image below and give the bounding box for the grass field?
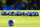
[0,10,40,27]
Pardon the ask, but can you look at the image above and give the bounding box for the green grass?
[0,10,40,27]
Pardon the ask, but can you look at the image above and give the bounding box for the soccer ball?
[22,12,26,16]
[35,12,39,16]
[27,12,30,16]
[11,11,14,16]
[1,11,6,15]
[8,19,15,26]
[8,11,12,16]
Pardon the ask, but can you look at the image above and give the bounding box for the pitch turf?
[0,10,40,27]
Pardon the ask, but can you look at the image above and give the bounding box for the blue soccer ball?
[8,19,15,26]
[5,11,8,15]
[27,12,30,16]
[29,12,33,16]
[1,11,6,15]
[31,12,35,16]
[16,12,20,16]
[8,11,12,16]
[11,11,14,16]
[22,12,26,16]
[35,12,39,16]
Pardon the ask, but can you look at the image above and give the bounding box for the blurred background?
[0,0,40,10]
